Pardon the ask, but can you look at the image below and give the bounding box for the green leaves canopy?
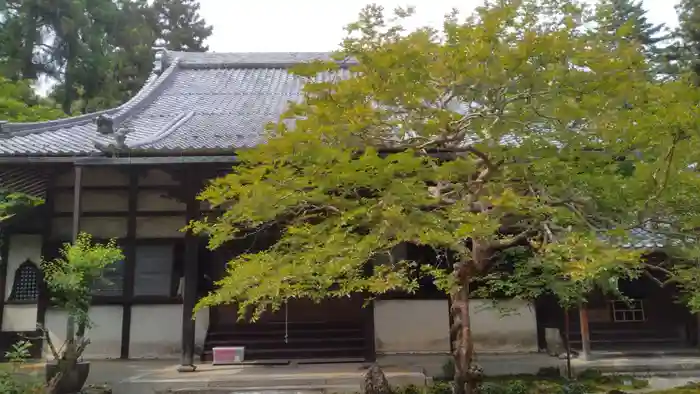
[193,0,700,319]
[42,233,124,331]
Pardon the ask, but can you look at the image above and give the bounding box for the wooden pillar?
[362,262,376,361]
[37,169,56,335]
[178,169,199,372]
[120,169,138,359]
[0,233,10,332]
[66,166,83,342]
[71,166,83,242]
[578,304,591,360]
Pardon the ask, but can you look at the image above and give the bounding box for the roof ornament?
[94,114,132,155]
[152,46,167,75]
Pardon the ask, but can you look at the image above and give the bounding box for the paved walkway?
[84,360,427,394]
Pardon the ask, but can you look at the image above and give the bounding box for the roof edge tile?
[0,58,182,138]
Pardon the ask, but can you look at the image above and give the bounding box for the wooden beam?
[75,156,238,166]
[0,155,238,165]
[120,170,138,359]
[178,169,200,372]
[578,304,592,361]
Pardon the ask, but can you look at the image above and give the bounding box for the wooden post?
[71,166,83,242]
[66,166,83,343]
[578,304,591,361]
[120,169,138,359]
[36,169,55,346]
[362,262,375,361]
[0,233,9,332]
[178,169,199,372]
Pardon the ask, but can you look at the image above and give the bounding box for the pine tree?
[150,0,213,51]
[668,0,700,80]
[595,0,669,75]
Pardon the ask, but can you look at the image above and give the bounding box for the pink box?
[212,346,245,365]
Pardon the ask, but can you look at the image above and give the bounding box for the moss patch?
[480,371,648,393]
[647,382,700,394]
[407,370,649,393]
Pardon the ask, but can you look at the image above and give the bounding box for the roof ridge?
[109,57,181,129]
[128,111,194,149]
[0,58,181,138]
[161,50,357,70]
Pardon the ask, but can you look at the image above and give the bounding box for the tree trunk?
[450,262,479,394]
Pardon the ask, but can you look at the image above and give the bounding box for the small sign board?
[212,346,245,365]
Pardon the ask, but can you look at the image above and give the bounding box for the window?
[611,300,645,322]
[91,259,125,297]
[8,260,40,302]
[133,244,177,297]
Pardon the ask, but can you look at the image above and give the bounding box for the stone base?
[176,364,197,373]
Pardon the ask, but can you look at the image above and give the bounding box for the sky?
[199,0,681,53]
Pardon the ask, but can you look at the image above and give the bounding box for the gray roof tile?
[0,50,337,157]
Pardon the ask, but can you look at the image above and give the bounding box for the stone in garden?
[361,363,391,394]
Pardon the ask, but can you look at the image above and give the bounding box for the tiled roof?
[0,51,344,157]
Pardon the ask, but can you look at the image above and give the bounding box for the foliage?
[41,233,123,360]
[193,0,700,391]
[395,374,647,394]
[150,0,213,51]
[0,78,63,122]
[593,0,670,76]
[193,0,700,315]
[0,341,45,394]
[0,189,43,222]
[648,382,700,394]
[0,0,211,114]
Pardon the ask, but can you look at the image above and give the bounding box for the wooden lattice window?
[8,260,40,301]
[611,299,645,322]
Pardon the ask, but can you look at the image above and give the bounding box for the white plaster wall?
[44,306,123,359]
[129,305,209,359]
[52,217,128,240]
[54,168,128,187]
[373,299,538,355]
[137,191,185,212]
[135,216,186,238]
[374,300,451,354]
[470,299,538,353]
[2,234,42,332]
[54,191,129,213]
[2,305,38,331]
[139,169,179,186]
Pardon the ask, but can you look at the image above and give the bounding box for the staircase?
[201,321,368,362]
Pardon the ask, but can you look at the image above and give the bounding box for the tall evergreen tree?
[150,0,213,51]
[0,0,213,114]
[0,0,56,80]
[669,0,700,80]
[595,0,669,75]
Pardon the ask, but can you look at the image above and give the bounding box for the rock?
[545,328,565,356]
[361,363,392,394]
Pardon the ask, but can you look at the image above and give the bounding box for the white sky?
[200,0,680,53]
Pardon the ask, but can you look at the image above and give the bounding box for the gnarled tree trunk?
[450,260,481,394]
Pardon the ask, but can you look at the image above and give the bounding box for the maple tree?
[192,1,700,392]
